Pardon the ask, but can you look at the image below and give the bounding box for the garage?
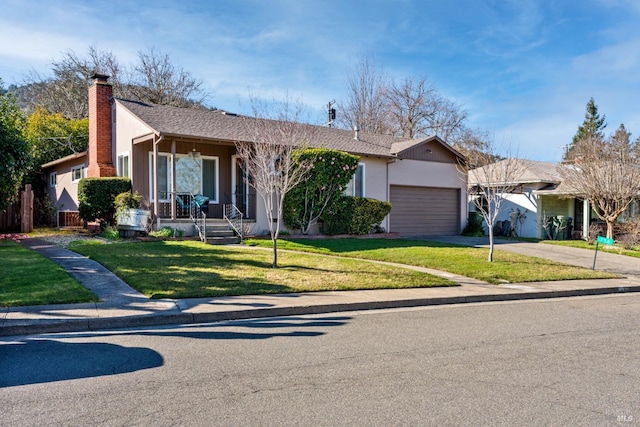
[389,185,460,236]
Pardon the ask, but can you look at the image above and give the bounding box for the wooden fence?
[0,184,33,233]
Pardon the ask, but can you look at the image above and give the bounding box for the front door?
[232,155,250,217]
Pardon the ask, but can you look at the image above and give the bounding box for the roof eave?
[41,151,87,169]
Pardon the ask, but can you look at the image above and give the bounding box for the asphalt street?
[2,293,639,426]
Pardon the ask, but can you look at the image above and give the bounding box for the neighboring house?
[42,74,468,237]
[42,151,88,227]
[469,158,623,239]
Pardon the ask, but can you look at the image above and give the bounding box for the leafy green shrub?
[283,148,359,234]
[462,212,485,236]
[114,191,141,211]
[114,190,142,224]
[321,196,392,235]
[150,226,174,238]
[100,225,120,240]
[78,178,132,229]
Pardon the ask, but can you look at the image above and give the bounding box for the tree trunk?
[606,221,615,241]
[272,238,278,268]
[487,227,494,262]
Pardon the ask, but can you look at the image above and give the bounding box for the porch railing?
[224,203,244,243]
[224,192,257,220]
[159,192,208,241]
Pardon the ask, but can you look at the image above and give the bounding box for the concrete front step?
[203,220,239,244]
[205,230,236,238]
[206,236,240,245]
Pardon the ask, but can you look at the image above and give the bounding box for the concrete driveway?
[423,236,640,278]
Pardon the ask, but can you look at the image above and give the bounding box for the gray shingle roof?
[117,99,454,158]
[468,158,562,186]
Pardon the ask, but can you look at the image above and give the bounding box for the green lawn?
[3,234,622,307]
[0,241,97,307]
[543,239,640,258]
[245,238,618,284]
[68,240,456,299]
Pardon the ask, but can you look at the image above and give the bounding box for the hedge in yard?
[283,148,359,234]
[78,177,132,229]
[321,196,392,235]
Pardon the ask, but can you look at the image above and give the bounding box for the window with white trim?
[202,157,219,203]
[117,153,130,178]
[71,165,85,183]
[149,153,219,203]
[49,172,57,187]
[149,153,172,202]
[344,163,365,197]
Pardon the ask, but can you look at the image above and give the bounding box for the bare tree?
[429,96,468,142]
[235,99,315,268]
[17,46,207,118]
[383,75,470,143]
[452,127,493,166]
[560,125,640,240]
[128,48,206,107]
[19,47,122,118]
[384,76,435,138]
[337,54,390,134]
[464,149,524,262]
[337,56,473,148]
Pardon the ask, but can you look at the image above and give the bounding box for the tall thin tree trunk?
[488,227,494,262]
[272,238,278,268]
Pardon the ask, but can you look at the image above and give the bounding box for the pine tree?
[565,98,607,160]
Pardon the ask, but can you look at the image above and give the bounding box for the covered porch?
[129,135,257,225]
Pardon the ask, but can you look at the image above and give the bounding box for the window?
[202,157,219,203]
[149,153,218,203]
[149,153,172,201]
[49,172,57,188]
[345,163,365,197]
[71,165,85,183]
[117,153,129,178]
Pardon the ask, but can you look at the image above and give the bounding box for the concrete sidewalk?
[3,237,640,337]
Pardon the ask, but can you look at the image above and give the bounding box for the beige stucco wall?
[47,160,86,212]
[113,101,155,177]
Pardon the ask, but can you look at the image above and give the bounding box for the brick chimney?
[86,73,116,177]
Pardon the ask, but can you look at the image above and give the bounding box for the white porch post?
[583,199,590,240]
[153,137,159,220]
[171,140,176,220]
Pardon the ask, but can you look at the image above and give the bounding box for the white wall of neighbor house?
[469,192,540,238]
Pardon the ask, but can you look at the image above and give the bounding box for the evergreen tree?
[0,79,30,212]
[565,97,607,160]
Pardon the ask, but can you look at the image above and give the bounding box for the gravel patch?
[37,233,112,249]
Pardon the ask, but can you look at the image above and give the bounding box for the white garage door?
[389,185,460,236]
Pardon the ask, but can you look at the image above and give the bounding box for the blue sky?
[2,0,640,161]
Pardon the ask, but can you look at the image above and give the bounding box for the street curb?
[3,285,640,337]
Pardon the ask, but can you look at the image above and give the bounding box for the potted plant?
[115,191,149,233]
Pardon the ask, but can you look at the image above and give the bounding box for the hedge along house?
[43,74,468,237]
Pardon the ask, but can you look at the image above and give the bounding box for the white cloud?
[0,21,85,63]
